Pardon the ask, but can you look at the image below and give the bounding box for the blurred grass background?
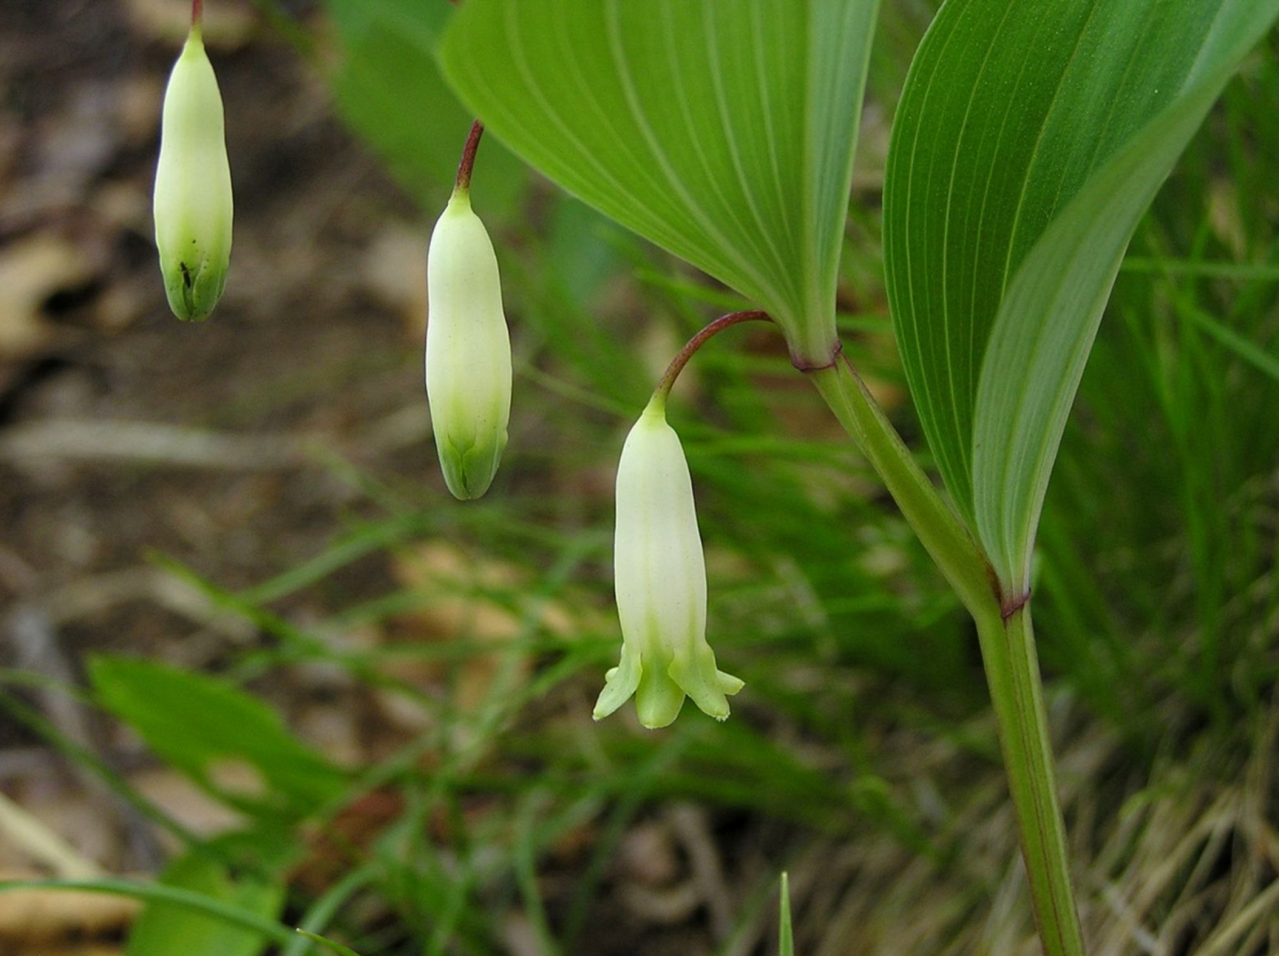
[1,2,1276,955]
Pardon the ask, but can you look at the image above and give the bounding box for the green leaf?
[883,0,1279,588]
[127,852,284,956]
[91,656,346,822]
[321,0,525,215]
[439,0,881,366]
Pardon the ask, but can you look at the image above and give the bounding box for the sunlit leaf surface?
[440,0,880,365]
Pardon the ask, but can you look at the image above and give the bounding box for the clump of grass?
[777,693,1279,956]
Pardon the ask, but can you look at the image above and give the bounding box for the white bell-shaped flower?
[594,397,744,728]
[425,190,512,500]
[153,25,233,321]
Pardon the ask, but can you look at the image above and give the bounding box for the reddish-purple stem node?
[792,341,844,373]
[1001,590,1031,621]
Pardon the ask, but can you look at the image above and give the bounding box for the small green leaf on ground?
[126,851,284,956]
[91,656,346,821]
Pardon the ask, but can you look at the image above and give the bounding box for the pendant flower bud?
[153,25,233,321]
[594,397,744,729]
[425,190,512,500]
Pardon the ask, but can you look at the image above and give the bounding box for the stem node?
[1001,589,1032,621]
[791,340,842,372]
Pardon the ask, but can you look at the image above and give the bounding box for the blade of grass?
[0,880,298,949]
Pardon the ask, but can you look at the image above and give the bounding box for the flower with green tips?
[153,25,233,321]
[425,190,512,500]
[594,396,744,729]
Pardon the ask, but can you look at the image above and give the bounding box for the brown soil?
[0,0,436,895]
[0,0,430,667]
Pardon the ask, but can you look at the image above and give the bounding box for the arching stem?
[806,353,993,615]
[192,0,203,29]
[807,349,1084,956]
[652,310,772,405]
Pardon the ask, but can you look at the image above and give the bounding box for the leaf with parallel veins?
[884,0,1279,589]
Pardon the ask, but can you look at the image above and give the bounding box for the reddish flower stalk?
[454,120,485,194]
[653,310,773,402]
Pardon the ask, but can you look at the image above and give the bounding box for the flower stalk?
[454,120,484,194]
[652,310,771,402]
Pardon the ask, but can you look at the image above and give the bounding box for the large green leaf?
[439,0,881,366]
[92,656,346,822]
[884,0,1279,589]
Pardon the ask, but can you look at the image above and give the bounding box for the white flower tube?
[153,25,233,321]
[425,190,512,500]
[594,397,744,728]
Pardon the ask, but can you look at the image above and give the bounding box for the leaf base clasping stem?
[807,351,1084,956]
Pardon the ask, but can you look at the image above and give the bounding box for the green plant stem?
[975,605,1084,956]
[808,353,1084,956]
[806,356,992,617]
